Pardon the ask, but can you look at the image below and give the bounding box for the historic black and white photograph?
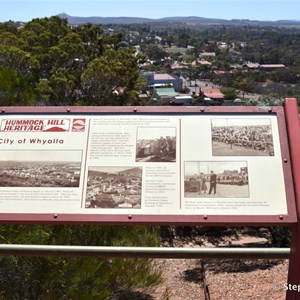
[184,161,249,198]
[211,118,274,156]
[0,150,82,187]
[136,127,176,162]
[85,166,142,208]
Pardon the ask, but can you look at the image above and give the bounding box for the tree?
[233,77,254,97]
[0,45,39,79]
[74,23,104,59]
[0,17,145,105]
[0,31,25,48]
[19,17,71,81]
[36,68,77,105]
[0,21,18,34]
[187,65,201,86]
[81,48,140,105]
[56,32,86,68]
[221,87,237,100]
[143,45,168,61]
[0,67,35,105]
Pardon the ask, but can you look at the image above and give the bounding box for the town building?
[200,87,225,105]
[197,60,212,66]
[243,63,260,69]
[259,64,286,71]
[243,63,285,71]
[199,52,216,58]
[170,95,194,105]
[153,85,178,103]
[143,72,183,92]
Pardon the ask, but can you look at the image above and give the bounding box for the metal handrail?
[0,244,290,259]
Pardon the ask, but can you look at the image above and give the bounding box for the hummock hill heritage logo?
[0,118,72,132]
[72,119,86,132]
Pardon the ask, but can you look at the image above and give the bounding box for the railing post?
[288,226,300,299]
[284,98,300,300]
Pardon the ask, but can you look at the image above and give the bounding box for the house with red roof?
[199,87,225,104]
[197,60,212,66]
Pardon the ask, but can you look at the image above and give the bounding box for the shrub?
[0,225,163,299]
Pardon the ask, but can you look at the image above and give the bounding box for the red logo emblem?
[72,119,86,132]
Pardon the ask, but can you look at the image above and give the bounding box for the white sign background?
[0,114,287,216]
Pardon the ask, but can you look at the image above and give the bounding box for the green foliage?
[0,22,18,34]
[250,95,284,106]
[220,87,237,100]
[0,67,35,105]
[81,48,140,105]
[0,225,163,299]
[180,86,190,94]
[0,32,25,48]
[0,16,142,106]
[232,77,254,94]
[143,45,168,61]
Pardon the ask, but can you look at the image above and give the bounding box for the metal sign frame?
[0,104,297,226]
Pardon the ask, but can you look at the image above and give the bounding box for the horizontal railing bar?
[0,244,290,259]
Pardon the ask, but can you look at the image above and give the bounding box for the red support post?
[285,98,300,300]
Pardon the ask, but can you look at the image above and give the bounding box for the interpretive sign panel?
[0,106,296,225]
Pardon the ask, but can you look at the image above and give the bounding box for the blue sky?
[1,0,299,23]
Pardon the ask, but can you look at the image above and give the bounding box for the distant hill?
[118,167,142,177]
[58,13,153,25]
[88,170,109,177]
[58,13,300,26]
[88,167,141,177]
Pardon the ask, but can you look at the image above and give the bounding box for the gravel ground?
[150,231,289,300]
[151,258,206,300]
[205,259,288,300]
[151,258,288,299]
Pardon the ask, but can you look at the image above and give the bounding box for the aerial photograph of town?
[0,150,82,187]
[85,166,142,208]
